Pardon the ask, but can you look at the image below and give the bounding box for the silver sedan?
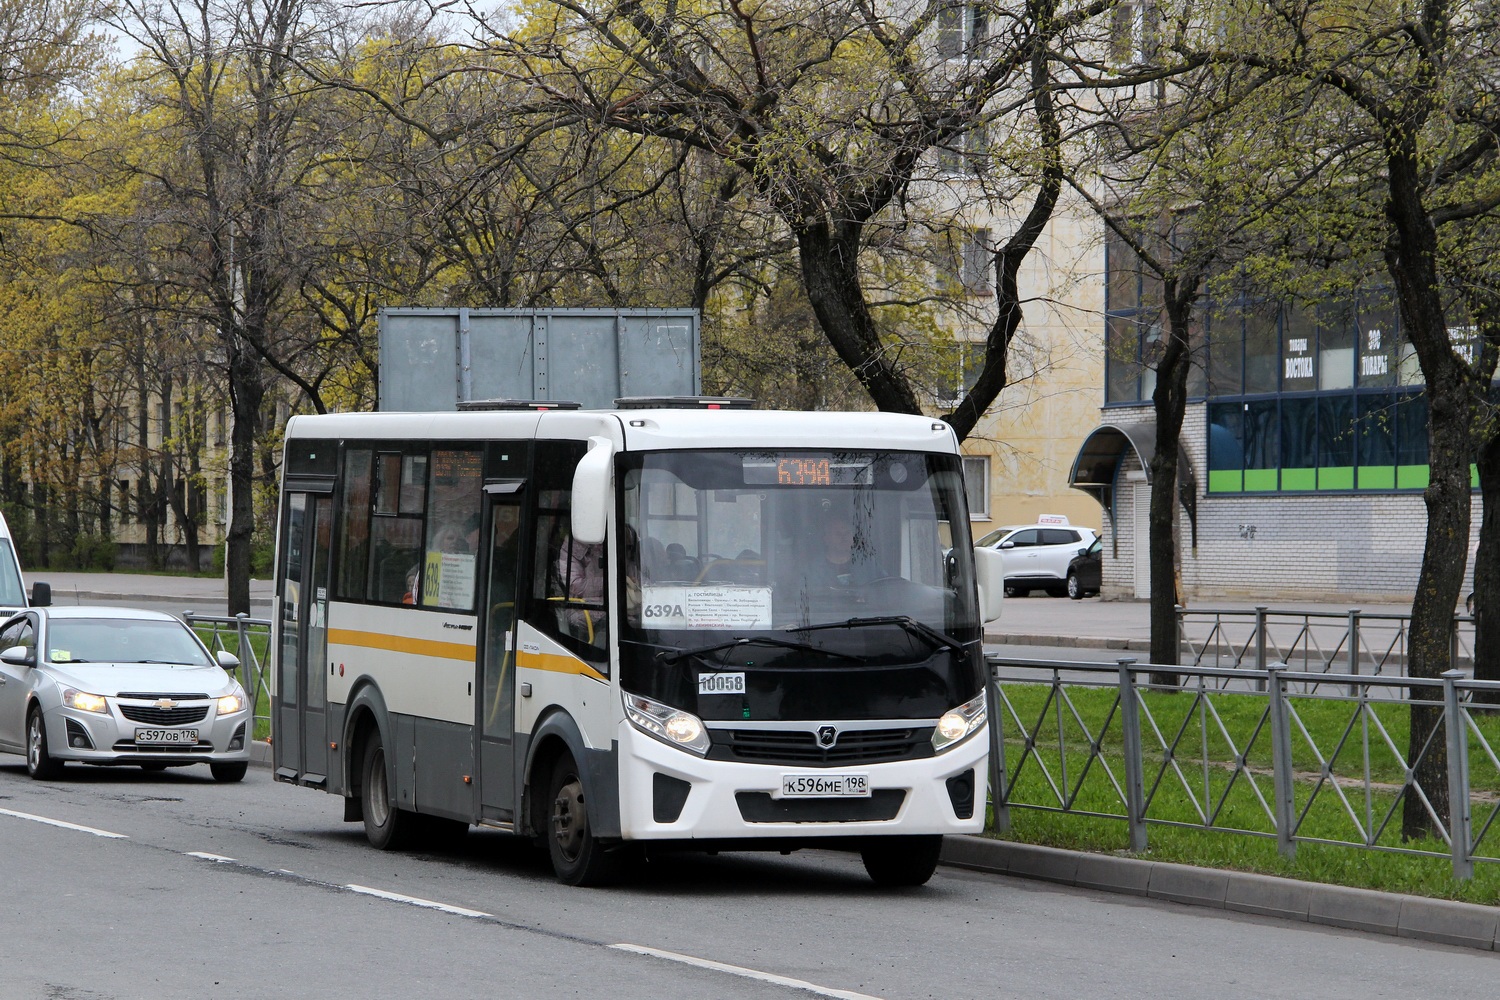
[0,606,252,782]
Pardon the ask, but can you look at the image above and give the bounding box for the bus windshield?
[621,449,979,636]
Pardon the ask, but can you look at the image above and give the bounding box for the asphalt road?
[0,757,1495,1000]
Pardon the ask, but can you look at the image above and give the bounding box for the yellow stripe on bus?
[518,650,608,683]
[328,628,475,662]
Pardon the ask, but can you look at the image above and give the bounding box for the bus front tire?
[362,734,415,850]
[860,835,942,887]
[546,755,625,886]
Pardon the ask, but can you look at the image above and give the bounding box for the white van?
[0,511,50,617]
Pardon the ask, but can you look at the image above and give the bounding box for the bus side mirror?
[973,546,1004,623]
[571,436,615,545]
[29,582,50,607]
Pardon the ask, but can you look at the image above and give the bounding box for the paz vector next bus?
[270,399,1003,886]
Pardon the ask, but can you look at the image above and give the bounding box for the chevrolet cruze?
[0,607,251,781]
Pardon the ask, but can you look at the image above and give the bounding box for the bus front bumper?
[616,722,989,841]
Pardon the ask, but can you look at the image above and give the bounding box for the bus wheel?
[860,835,942,887]
[546,755,623,886]
[361,734,415,850]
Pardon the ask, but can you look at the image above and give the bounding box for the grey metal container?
[378,307,700,411]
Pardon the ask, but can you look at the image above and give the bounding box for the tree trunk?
[1148,285,1195,681]
[225,344,265,615]
[1475,431,1500,703]
[1386,152,1465,840]
[796,224,924,415]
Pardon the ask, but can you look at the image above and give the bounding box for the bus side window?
[526,441,608,666]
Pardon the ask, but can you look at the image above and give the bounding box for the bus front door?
[477,491,523,823]
[274,491,333,786]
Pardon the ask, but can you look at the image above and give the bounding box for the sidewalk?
[34,571,274,612]
[984,591,1415,652]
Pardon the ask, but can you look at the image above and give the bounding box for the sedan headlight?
[624,692,711,755]
[63,688,109,714]
[216,692,245,715]
[932,691,987,752]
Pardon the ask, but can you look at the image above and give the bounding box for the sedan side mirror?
[999,541,1015,550]
[1,645,35,667]
[216,650,241,671]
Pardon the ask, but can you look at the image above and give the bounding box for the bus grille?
[709,727,933,766]
[119,704,210,725]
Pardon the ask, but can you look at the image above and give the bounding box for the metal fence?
[987,654,1500,879]
[1178,606,1476,678]
[185,612,273,735]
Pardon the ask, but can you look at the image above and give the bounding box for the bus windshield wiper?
[659,636,860,665]
[786,616,968,656]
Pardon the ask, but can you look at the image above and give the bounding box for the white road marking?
[611,943,883,1000]
[0,806,128,839]
[345,884,491,919]
[186,852,236,863]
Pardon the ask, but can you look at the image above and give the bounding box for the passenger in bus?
[402,564,420,604]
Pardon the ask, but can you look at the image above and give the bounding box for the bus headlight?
[932,691,986,752]
[624,692,711,756]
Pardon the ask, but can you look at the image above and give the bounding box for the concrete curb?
[940,836,1500,952]
[986,631,1149,651]
[250,740,273,768]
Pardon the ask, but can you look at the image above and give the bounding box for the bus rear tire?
[546,754,624,886]
[860,835,942,887]
[362,734,415,851]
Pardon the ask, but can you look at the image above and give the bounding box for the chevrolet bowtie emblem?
[154,699,178,710]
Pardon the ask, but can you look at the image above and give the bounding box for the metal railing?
[1177,606,1476,679]
[185,612,273,735]
[987,654,1500,879]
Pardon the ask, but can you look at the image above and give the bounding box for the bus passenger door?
[274,490,333,786]
[478,489,524,823]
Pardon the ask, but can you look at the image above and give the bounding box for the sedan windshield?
[47,618,214,666]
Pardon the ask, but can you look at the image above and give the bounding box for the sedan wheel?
[27,708,64,780]
[1067,572,1082,600]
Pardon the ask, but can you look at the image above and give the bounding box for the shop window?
[1317,395,1355,489]
[1356,393,1396,489]
[1243,303,1279,395]
[1279,397,1317,490]
[1357,294,1399,388]
[1395,393,1429,489]
[1281,302,1318,392]
[1318,299,1356,390]
[1208,303,1243,396]
[1243,400,1279,491]
[1208,403,1244,492]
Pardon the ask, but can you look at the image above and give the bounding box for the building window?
[961,228,991,295]
[1111,0,1158,66]
[938,3,988,59]
[962,456,990,520]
